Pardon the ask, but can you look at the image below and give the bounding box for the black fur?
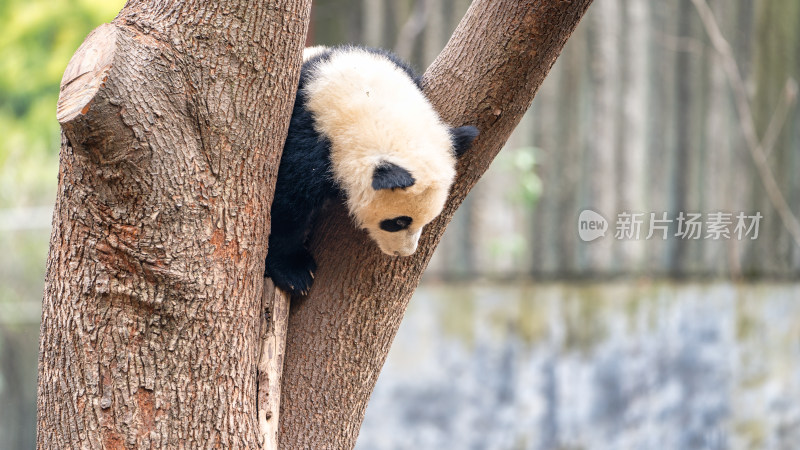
[450,125,480,157]
[266,45,423,297]
[372,162,415,190]
[264,50,334,297]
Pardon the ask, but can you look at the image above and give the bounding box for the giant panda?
[266,45,479,296]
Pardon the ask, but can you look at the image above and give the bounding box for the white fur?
[303,45,329,62]
[303,47,457,256]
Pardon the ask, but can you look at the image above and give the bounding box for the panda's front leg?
[265,227,317,297]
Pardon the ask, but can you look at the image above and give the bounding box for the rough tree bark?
[278,0,594,448]
[38,0,310,447]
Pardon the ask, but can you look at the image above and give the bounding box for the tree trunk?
[37,0,310,447]
[278,1,594,448]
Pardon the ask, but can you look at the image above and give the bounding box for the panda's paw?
[265,250,317,297]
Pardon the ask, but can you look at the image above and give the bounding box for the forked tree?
[37,0,593,448]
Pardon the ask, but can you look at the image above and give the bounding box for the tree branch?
[761,79,798,159]
[278,1,594,448]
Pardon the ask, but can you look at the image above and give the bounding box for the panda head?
[351,125,479,257]
[303,46,479,256]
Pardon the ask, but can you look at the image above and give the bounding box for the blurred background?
[1,0,799,448]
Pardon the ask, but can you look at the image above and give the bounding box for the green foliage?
[0,0,124,208]
[483,145,543,264]
[509,146,542,206]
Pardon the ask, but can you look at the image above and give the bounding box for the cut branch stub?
[57,24,116,125]
[56,23,143,172]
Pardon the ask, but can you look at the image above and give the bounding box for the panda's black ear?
[372,162,416,190]
[450,125,479,158]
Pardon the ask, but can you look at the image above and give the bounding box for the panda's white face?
[358,177,451,256]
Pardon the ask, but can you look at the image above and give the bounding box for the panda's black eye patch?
[380,216,413,232]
